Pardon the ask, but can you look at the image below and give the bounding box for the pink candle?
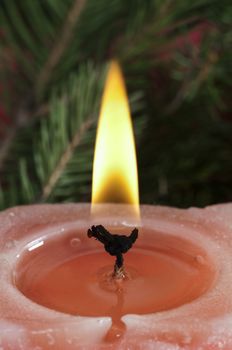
[0,202,232,349]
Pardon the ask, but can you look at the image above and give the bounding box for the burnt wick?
[87,225,138,279]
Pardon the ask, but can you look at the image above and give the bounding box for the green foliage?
[0,0,231,209]
[0,63,104,208]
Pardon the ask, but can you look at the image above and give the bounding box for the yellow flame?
[91,61,139,216]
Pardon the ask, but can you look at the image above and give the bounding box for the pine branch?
[1,0,153,177]
[166,48,219,114]
[32,63,105,203]
[0,63,106,208]
[0,1,65,171]
[0,1,78,81]
[36,0,86,96]
[40,118,93,201]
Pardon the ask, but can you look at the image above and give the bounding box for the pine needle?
[40,118,93,201]
[36,0,86,96]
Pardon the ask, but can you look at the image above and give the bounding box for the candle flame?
[91,61,139,217]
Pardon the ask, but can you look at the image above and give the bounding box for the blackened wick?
[87,225,138,271]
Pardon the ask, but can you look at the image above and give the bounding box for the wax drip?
[87,225,138,278]
[104,281,126,342]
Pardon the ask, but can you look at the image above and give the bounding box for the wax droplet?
[195,255,205,265]
[70,238,81,248]
[104,319,126,343]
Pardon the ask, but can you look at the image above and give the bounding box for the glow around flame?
[91,61,139,217]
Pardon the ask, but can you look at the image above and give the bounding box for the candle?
[1,203,232,349]
[0,62,231,349]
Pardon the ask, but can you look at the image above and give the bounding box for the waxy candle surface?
[16,227,213,320]
[1,203,232,349]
